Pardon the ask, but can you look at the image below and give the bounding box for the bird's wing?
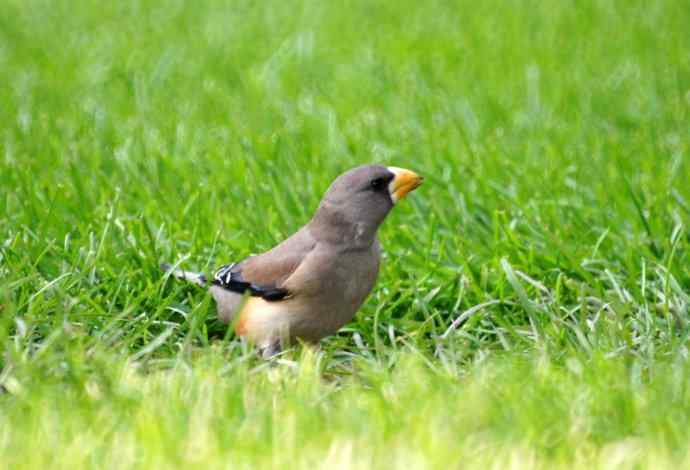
[212,227,316,302]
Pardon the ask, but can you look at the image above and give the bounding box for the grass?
[1,0,689,467]
[5,352,690,468]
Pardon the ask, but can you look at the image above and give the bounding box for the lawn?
[1,0,689,467]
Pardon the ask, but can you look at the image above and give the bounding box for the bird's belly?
[235,297,294,347]
[235,290,366,347]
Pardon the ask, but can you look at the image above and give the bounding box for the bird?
[162,164,423,357]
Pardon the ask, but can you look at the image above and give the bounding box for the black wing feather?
[212,263,290,301]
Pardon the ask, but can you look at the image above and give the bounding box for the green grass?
[1,0,689,467]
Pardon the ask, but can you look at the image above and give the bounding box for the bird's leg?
[260,340,282,359]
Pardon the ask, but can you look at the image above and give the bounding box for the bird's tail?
[160,263,207,287]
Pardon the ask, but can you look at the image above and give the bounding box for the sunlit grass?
[3,350,690,469]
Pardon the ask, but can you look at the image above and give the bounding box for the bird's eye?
[370,177,386,190]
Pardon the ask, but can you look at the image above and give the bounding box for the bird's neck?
[308,200,378,249]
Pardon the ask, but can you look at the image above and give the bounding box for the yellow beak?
[387,167,423,203]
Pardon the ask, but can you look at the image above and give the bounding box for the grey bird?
[162,164,423,357]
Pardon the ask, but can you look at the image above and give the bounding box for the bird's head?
[311,165,423,245]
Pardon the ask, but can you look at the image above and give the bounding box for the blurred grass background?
[1,0,689,467]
